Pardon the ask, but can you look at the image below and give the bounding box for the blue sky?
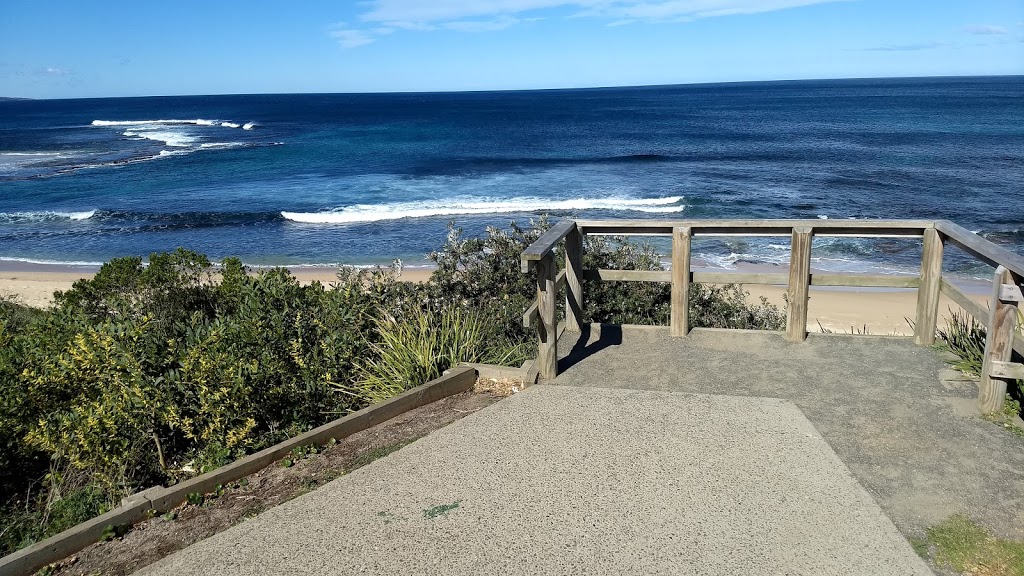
[1,0,1022,98]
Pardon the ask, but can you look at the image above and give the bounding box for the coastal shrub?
[54,248,217,335]
[427,221,539,348]
[581,234,785,330]
[23,317,168,497]
[427,220,786,333]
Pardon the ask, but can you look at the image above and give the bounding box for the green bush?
[427,220,785,332]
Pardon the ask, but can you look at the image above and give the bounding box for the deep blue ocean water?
[1,76,1022,276]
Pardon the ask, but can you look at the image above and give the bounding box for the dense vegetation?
[0,219,783,555]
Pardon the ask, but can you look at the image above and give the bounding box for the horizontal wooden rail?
[939,279,989,326]
[936,220,1024,280]
[812,274,920,288]
[521,220,577,272]
[580,269,920,289]
[989,360,1024,380]
[576,219,933,237]
[582,269,671,282]
[940,278,1024,356]
[694,272,787,285]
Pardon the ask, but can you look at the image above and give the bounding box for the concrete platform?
[553,327,1024,541]
[137,385,931,576]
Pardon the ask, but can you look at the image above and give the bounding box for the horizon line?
[4,73,1021,102]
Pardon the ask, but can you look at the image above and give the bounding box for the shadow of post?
[557,324,624,374]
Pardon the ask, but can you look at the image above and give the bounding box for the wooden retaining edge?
[460,362,530,383]
[0,365,478,576]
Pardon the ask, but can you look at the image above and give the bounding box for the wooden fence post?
[565,224,584,333]
[914,227,944,346]
[980,266,1019,413]
[786,227,812,342]
[537,252,558,380]
[671,226,693,337]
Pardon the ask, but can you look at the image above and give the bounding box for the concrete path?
[138,385,930,576]
[554,326,1024,541]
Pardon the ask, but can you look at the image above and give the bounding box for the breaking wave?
[281,196,685,224]
[92,119,239,127]
[0,210,96,223]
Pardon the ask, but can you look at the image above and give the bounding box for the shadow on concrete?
[558,324,623,374]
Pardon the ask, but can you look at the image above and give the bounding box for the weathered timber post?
[979,266,1020,413]
[537,252,558,380]
[786,227,813,342]
[565,224,584,333]
[671,226,693,337]
[914,227,944,346]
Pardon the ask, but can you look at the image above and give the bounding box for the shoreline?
[0,260,990,336]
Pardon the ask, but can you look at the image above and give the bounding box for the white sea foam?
[91,118,257,156]
[199,142,246,149]
[123,129,196,148]
[0,152,69,174]
[92,119,231,127]
[281,196,685,224]
[242,122,256,130]
[0,256,105,267]
[0,210,96,222]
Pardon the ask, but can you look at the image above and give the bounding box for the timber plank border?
[0,366,478,576]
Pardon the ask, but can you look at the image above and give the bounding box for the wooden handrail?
[578,270,920,288]
[520,218,1024,412]
[520,220,577,272]
[935,220,1024,279]
[576,219,933,237]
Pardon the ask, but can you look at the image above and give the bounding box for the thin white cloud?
[361,0,845,24]
[328,0,846,48]
[329,24,377,48]
[576,0,842,21]
[443,15,522,32]
[44,67,70,76]
[855,41,952,52]
[963,24,1007,35]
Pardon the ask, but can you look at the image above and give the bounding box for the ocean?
[1,76,1022,277]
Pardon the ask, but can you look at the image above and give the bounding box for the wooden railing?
[520,219,1024,413]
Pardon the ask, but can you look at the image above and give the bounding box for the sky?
[1,0,1022,98]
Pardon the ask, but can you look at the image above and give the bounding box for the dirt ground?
[43,389,504,576]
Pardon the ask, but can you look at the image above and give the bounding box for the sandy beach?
[0,261,988,336]
[0,262,434,309]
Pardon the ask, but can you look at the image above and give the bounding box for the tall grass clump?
[353,308,525,401]
[937,309,1023,425]
[937,309,988,376]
